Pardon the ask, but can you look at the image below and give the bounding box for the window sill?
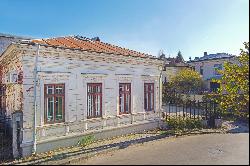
[39,122,66,128]
[85,117,103,122]
[117,113,131,118]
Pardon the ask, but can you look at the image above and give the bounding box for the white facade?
[0,43,163,157]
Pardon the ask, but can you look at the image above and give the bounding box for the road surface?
[74,133,249,165]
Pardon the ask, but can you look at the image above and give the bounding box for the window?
[119,83,131,114]
[200,66,203,75]
[87,83,102,118]
[210,82,220,92]
[44,84,65,123]
[144,83,154,111]
[214,64,222,75]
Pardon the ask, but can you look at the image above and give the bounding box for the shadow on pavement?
[22,133,173,165]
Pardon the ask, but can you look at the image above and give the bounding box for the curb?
[43,130,227,165]
[54,147,119,165]
[2,129,231,165]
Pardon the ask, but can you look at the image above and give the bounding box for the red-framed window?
[119,83,131,114]
[144,83,154,111]
[44,84,65,124]
[87,83,102,118]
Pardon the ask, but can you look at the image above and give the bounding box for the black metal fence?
[162,100,221,127]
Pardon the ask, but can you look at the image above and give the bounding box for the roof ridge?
[100,41,140,57]
[31,35,154,58]
[102,41,151,57]
[72,35,150,57]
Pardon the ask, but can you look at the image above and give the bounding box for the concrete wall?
[5,43,164,157]
[22,120,160,156]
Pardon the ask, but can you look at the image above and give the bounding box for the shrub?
[78,135,95,147]
[166,117,202,131]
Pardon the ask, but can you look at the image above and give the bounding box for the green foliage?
[163,69,205,104]
[78,135,95,147]
[169,68,204,94]
[212,42,249,119]
[162,82,185,104]
[166,117,202,131]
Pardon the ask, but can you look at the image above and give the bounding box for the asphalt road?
[75,133,249,165]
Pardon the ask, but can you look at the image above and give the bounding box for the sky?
[0,0,249,60]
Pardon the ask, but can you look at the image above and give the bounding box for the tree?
[213,42,249,119]
[158,49,166,59]
[163,68,205,103]
[169,68,204,94]
[176,51,184,63]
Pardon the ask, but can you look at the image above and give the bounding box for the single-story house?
[0,35,164,158]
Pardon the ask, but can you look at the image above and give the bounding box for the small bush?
[166,117,202,131]
[78,135,95,147]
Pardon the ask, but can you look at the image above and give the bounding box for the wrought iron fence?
[162,100,221,128]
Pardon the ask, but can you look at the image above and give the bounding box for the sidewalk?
[2,120,248,165]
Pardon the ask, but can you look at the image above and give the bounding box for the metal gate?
[163,100,221,128]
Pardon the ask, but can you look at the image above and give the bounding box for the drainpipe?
[33,44,40,154]
[158,65,163,123]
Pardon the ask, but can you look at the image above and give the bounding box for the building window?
[144,83,154,111]
[44,84,65,123]
[87,83,102,118]
[119,83,131,114]
[214,64,222,75]
[210,82,220,92]
[200,66,204,75]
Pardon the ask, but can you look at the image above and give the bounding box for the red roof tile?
[31,36,152,58]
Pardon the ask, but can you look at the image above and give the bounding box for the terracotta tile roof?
[31,36,153,58]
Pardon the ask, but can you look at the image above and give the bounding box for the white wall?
[18,44,163,152]
[188,58,238,81]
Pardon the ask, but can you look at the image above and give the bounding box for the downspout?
[33,44,40,154]
[159,69,162,116]
[158,63,163,123]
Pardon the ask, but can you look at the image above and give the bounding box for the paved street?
[75,133,249,165]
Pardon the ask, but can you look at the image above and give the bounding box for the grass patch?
[77,135,95,147]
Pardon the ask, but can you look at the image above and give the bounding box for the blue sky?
[0,0,249,60]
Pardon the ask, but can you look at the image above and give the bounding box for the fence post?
[205,101,208,120]
[194,101,196,119]
[183,102,185,119]
[169,102,170,120]
[176,103,178,118]
[189,101,192,119]
[197,101,200,119]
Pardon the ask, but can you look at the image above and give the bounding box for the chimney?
[204,52,208,56]
[91,37,100,41]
